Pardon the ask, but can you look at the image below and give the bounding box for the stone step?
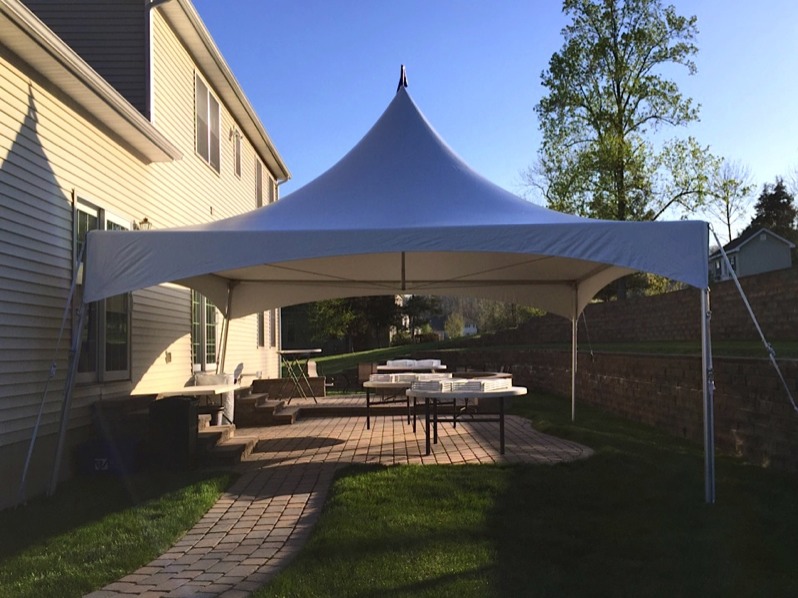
[271,405,301,425]
[254,399,287,415]
[201,436,258,467]
[197,424,236,453]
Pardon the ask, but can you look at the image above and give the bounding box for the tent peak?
[396,64,408,92]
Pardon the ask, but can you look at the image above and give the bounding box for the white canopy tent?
[59,80,715,501]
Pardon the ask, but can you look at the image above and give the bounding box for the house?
[0,0,289,508]
[709,228,795,282]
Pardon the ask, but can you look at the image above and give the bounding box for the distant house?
[1,0,289,508]
[709,228,795,282]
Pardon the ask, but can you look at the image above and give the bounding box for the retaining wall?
[417,267,798,471]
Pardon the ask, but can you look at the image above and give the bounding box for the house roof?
[157,0,290,181]
[0,0,182,164]
[709,227,795,259]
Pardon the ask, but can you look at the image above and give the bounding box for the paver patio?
[87,396,592,597]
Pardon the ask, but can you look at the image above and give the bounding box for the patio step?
[270,405,301,425]
[235,394,306,426]
[201,436,258,467]
[197,424,235,453]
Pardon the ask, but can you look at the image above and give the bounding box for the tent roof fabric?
[84,87,708,320]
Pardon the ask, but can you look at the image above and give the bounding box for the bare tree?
[704,159,753,243]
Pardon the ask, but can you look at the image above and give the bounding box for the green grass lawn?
[254,394,798,597]
[0,469,234,598]
[2,391,797,597]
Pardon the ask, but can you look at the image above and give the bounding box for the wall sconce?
[136,217,153,230]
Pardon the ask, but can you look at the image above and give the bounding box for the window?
[257,312,265,347]
[269,309,278,348]
[195,74,220,172]
[191,290,217,371]
[75,201,131,383]
[234,130,241,177]
[268,176,277,204]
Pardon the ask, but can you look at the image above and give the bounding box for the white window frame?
[195,73,220,172]
[234,129,242,178]
[192,290,218,372]
[75,200,132,384]
[257,312,265,347]
[269,309,279,348]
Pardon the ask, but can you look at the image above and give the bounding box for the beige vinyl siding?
[1,5,285,508]
[150,13,270,222]
[22,0,148,116]
[129,285,194,396]
[1,50,155,447]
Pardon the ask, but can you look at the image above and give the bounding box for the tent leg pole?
[701,288,716,504]
[217,283,235,374]
[48,302,87,496]
[218,316,230,375]
[571,317,577,421]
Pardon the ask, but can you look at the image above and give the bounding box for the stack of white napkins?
[415,373,452,381]
[415,359,442,368]
[385,359,418,367]
[370,372,453,384]
[411,378,465,392]
[411,377,513,392]
[451,378,512,392]
[384,358,443,368]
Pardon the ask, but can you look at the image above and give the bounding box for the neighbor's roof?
[709,227,795,259]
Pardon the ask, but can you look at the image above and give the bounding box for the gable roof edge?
[157,0,291,182]
[0,0,182,164]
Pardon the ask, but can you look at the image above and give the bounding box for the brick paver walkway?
[87,398,592,597]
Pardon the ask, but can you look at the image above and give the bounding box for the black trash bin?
[148,396,198,469]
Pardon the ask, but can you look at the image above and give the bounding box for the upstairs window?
[195,74,220,172]
[234,130,241,177]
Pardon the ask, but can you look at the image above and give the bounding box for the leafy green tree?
[531,0,713,223]
[402,295,442,341]
[308,296,401,352]
[444,312,465,339]
[308,299,355,345]
[346,296,403,350]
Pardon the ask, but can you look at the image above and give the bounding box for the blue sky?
[192,0,798,236]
